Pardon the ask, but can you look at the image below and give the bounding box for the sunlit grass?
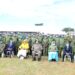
[0,56,75,75]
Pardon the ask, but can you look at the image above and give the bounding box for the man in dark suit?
[62,42,74,62]
[4,39,15,57]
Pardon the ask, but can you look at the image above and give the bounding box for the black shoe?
[32,58,36,61]
[38,58,41,61]
[62,60,64,62]
[71,60,74,63]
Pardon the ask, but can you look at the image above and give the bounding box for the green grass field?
[0,56,75,75]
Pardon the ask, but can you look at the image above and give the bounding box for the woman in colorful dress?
[17,39,29,60]
[48,40,58,62]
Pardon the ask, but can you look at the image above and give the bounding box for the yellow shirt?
[19,43,29,50]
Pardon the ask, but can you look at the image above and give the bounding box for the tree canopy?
[62,27,74,33]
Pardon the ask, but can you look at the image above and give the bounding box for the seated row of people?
[1,38,74,62]
[17,39,74,62]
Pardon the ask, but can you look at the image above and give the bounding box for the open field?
[0,56,75,75]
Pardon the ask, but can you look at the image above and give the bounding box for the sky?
[0,0,75,34]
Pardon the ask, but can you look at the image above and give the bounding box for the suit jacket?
[31,43,43,51]
[63,45,72,54]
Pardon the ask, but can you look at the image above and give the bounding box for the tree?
[62,27,74,33]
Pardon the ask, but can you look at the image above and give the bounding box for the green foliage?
[64,33,72,43]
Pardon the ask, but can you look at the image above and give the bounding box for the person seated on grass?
[48,40,58,62]
[62,41,74,63]
[31,39,43,61]
[17,39,29,60]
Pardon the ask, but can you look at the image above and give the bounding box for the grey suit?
[31,43,43,60]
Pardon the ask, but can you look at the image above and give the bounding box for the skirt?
[17,49,27,58]
[48,52,58,62]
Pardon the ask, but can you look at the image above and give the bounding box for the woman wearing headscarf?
[48,40,58,62]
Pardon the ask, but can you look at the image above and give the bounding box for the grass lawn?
[0,56,75,75]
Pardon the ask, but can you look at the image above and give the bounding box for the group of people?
[48,40,74,63]
[16,39,43,61]
[0,36,74,63]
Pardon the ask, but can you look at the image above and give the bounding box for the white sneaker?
[20,56,24,60]
[1,52,4,58]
